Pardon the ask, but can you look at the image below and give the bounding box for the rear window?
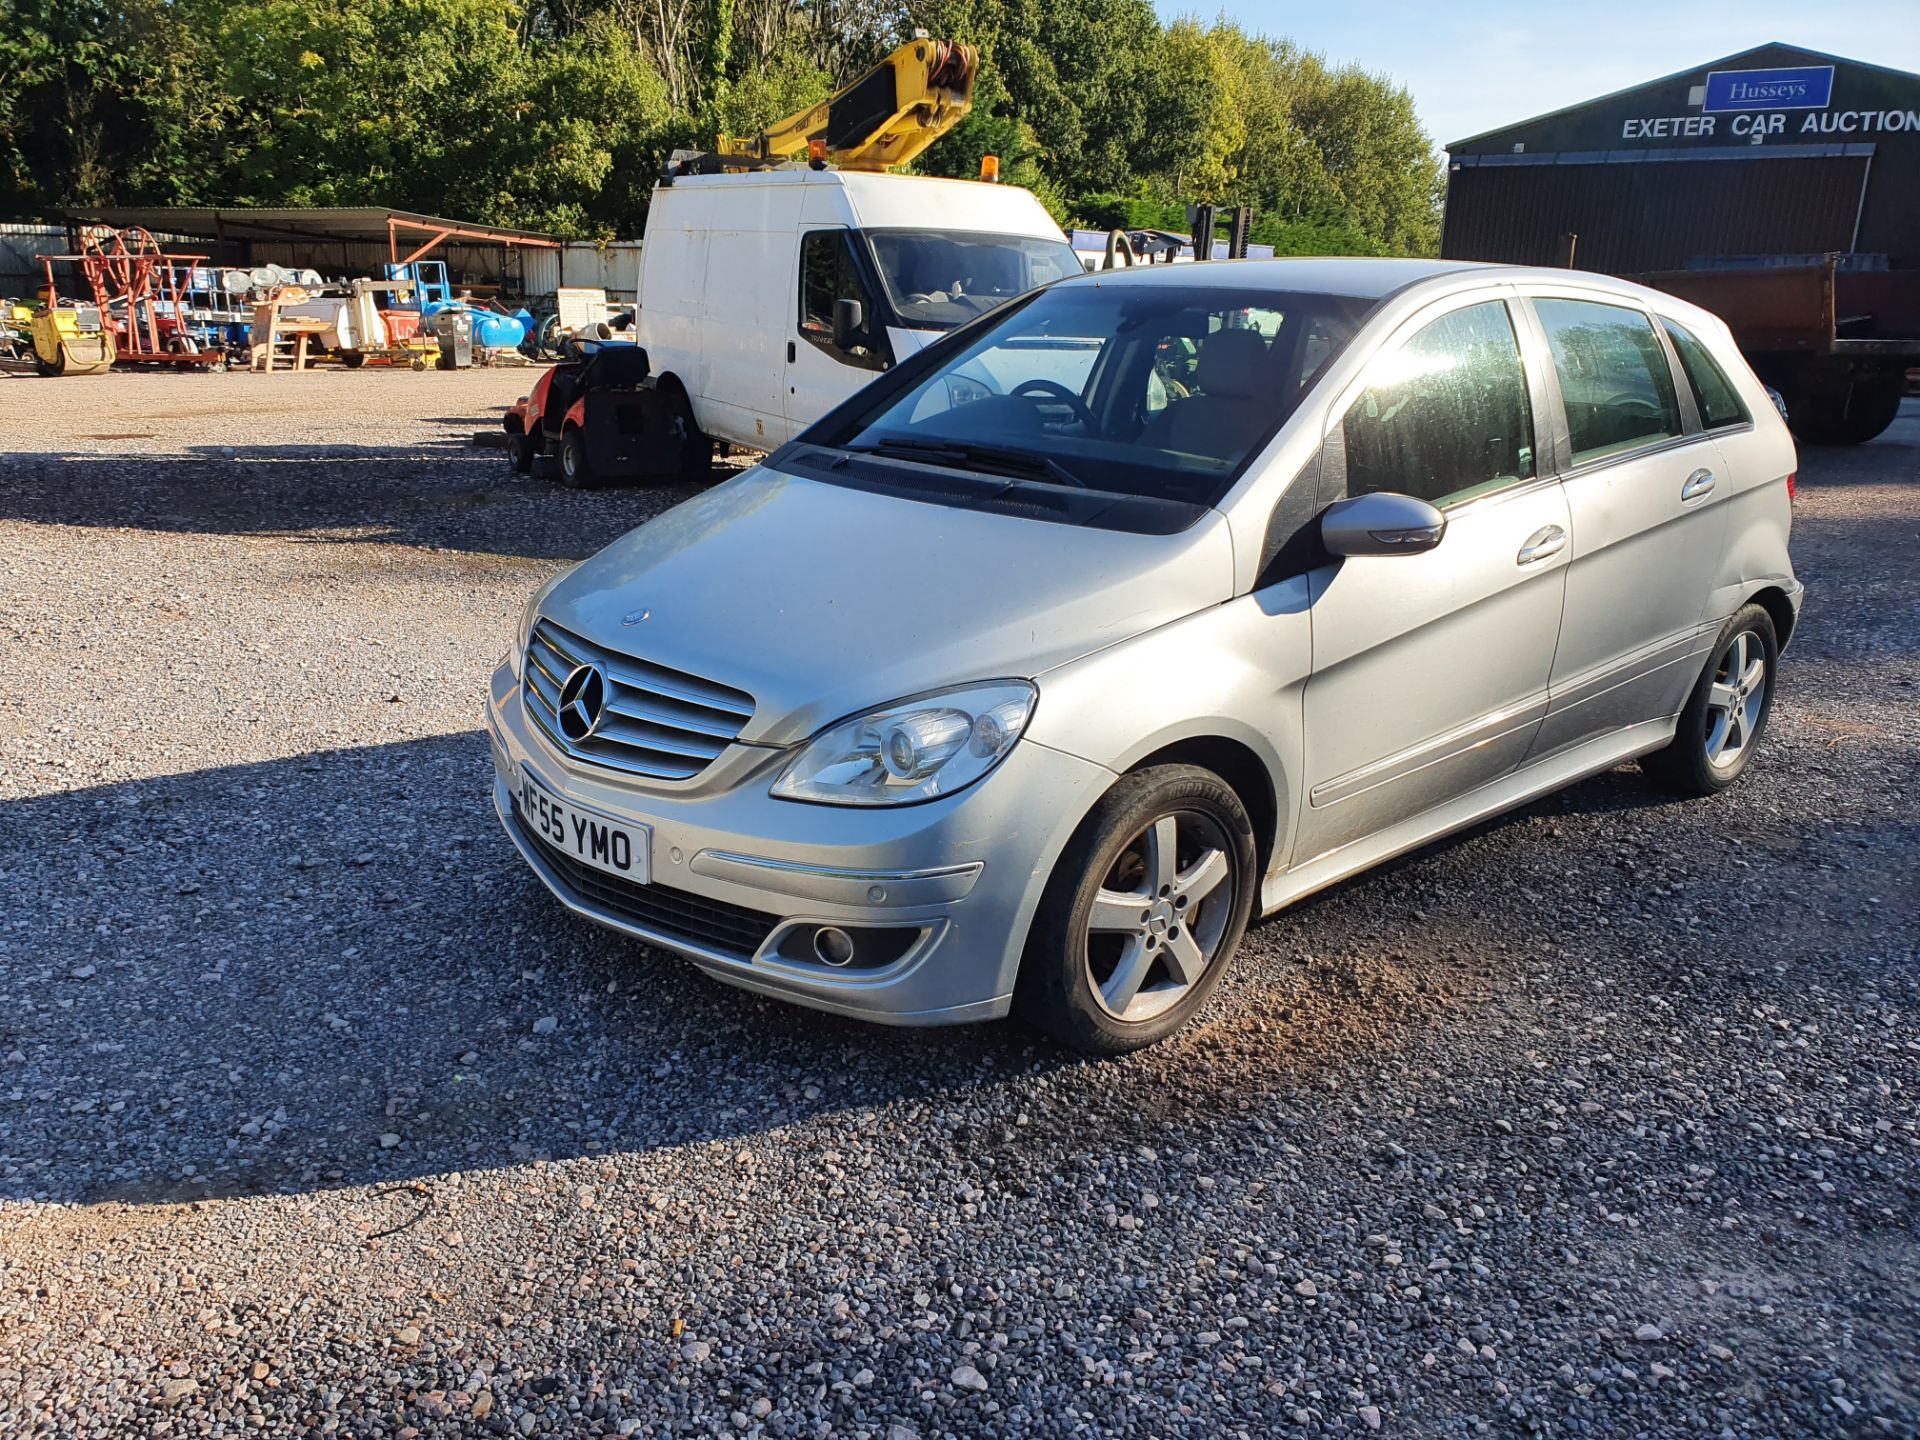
[1662,319,1750,430]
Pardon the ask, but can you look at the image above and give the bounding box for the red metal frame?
[41,226,225,366]
[386,217,561,268]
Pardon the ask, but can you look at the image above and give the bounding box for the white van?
[633,169,1082,451]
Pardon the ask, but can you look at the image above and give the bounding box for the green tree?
[0,0,1442,250]
[0,0,221,206]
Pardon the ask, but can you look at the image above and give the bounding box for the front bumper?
[486,659,1114,1025]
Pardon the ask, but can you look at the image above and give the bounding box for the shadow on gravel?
[11,718,1908,1213]
[0,733,1087,1208]
[0,444,735,561]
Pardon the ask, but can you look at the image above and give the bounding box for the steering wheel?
[1010,378,1097,430]
[1600,393,1663,417]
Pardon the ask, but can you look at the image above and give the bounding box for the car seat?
[1140,329,1271,461]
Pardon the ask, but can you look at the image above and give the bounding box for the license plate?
[515,769,651,882]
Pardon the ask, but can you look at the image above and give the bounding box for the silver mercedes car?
[488,258,1802,1053]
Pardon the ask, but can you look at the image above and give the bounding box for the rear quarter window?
[1662,319,1750,430]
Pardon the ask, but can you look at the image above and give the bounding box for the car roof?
[1055,256,1711,313]
[1059,256,1492,300]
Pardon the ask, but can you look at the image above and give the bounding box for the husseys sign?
[1702,65,1834,112]
[1617,64,1920,143]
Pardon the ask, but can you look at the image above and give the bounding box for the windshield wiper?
[851,437,1086,489]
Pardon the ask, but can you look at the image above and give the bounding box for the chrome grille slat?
[595,714,726,761]
[524,619,754,781]
[524,642,567,691]
[524,661,562,717]
[605,666,756,720]
[602,692,744,740]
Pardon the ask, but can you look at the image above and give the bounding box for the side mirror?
[831,297,865,352]
[1321,492,1446,558]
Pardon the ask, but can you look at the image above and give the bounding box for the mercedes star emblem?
[556,663,609,742]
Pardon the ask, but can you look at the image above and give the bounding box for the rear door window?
[1534,298,1683,465]
[1662,319,1750,430]
[1340,299,1536,509]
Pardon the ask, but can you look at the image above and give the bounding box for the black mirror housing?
[831,297,865,352]
[1321,491,1447,558]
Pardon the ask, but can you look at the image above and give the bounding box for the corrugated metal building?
[1441,44,1920,274]
[2,207,637,300]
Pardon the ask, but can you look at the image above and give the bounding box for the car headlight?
[771,681,1037,807]
[511,567,575,679]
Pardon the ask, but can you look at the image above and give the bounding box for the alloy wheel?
[1084,810,1236,1024]
[1705,629,1768,770]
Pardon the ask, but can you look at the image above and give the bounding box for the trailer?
[1441,42,1920,443]
[1633,260,1919,445]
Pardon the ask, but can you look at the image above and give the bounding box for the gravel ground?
[0,368,1915,1438]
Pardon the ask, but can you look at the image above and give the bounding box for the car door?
[785,228,890,435]
[1293,292,1571,865]
[1519,291,1732,762]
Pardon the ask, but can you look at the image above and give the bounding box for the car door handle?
[1516,524,1567,565]
[1681,468,1717,502]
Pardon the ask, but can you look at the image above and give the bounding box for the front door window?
[798,231,886,371]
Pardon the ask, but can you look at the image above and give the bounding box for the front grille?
[523,619,755,781]
[515,811,782,958]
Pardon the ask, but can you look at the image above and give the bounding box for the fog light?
[813,926,856,967]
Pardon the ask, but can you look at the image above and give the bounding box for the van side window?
[1534,298,1683,464]
[798,230,883,369]
[1340,300,1536,509]
[1662,319,1750,430]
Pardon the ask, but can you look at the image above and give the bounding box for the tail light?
[1786,472,1797,500]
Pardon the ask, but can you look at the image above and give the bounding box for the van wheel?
[679,434,714,483]
[1641,603,1778,796]
[1015,765,1256,1056]
[505,430,535,474]
[557,427,594,489]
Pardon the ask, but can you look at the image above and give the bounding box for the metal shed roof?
[1446,42,1920,150]
[27,205,563,252]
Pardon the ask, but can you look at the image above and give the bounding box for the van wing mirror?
[832,297,865,352]
[1321,492,1446,558]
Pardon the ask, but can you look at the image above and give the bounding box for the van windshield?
[866,230,1084,330]
[801,280,1374,519]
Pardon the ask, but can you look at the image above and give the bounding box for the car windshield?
[866,230,1085,330]
[805,280,1375,514]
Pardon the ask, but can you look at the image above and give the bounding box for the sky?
[1155,0,1920,148]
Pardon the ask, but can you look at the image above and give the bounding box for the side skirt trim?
[1262,717,1676,916]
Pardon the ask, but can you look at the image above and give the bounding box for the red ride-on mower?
[503,345,712,488]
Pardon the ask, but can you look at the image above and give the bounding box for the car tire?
[557,427,593,489]
[505,430,535,474]
[1641,602,1779,796]
[1015,764,1257,1056]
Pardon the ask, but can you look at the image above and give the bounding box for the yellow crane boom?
[708,37,978,173]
